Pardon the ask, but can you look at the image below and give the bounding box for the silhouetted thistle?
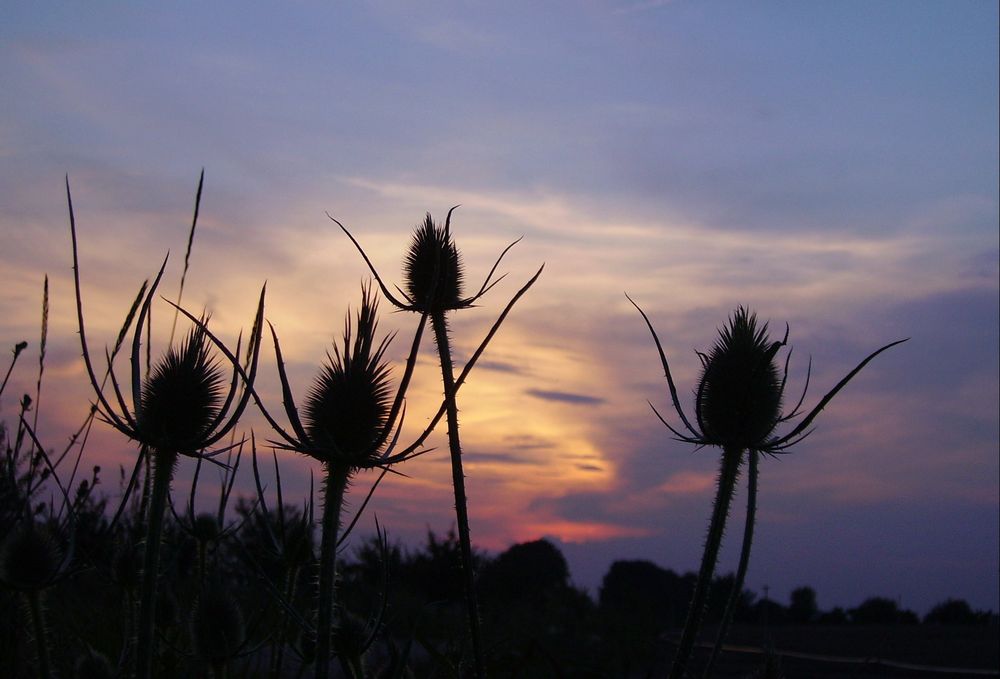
[303,292,393,467]
[628,298,906,679]
[138,329,223,454]
[253,285,417,679]
[191,581,246,677]
[0,522,69,679]
[696,308,784,449]
[0,523,64,592]
[306,290,390,679]
[336,208,543,679]
[74,648,115,679]
[331,610,371,679]
[67,175,265,679]
[404,213,466,311]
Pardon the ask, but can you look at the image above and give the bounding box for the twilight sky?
[1,2,997,615]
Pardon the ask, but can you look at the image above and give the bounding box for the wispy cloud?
[526,389,606,406]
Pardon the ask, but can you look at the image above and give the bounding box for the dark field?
[679,623,1000,678]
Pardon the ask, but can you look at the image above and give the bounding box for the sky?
[1,1,997,616]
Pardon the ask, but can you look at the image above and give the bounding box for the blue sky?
[1,1,997,614]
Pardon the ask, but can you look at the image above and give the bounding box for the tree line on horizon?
[340,530,998,630]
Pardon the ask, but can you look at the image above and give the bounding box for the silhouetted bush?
[924,598,989,626]
[479,538,568,606]
[788,585,818,624]
[850,597,919,625]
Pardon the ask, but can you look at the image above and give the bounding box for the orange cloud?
[514,519,652,544]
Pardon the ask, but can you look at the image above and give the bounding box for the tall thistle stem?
[703,450,758,678]
[25,591,52,679]
[315,465,349,679]
[136,449,177,679]
[669,445,742,679]
[432,312,485,679]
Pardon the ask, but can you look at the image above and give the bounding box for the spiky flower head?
[192,513,221,543]
[0,522,63,591]
[190,583,245,663]
[74,649,114,679]
[697,307,784,449]
[404,213,465,312]
[304,287,393,468]
[138,327,223,456]
[332,610,371,666]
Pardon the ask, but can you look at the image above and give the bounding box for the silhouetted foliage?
[788,585,818,624]
[816,606,849,625]
[752,597,789,626]
[479,538,568,606]
[850,597,919,625]
[924,598,991,626]
[706,572,757,624]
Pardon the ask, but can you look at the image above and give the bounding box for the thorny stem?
[703,449,758,678]
[432,312,486,679]
[315,465,349,679]
[270,567,300,679]
[212,661,228,679]
[136,449,176,679]
[669,445,742,679]
[25,590,52,679]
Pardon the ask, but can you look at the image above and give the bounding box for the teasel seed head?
[190,583,245,663]
[332,610,370,666]
[298,627,317,665]
[138,326,223,456]
[697,307,784,450]
[304,286,392,468]
[155,588,179,629]
[113,539,141,591]
[404,213,465,312]
[0,522,63,591]
[74,649,114,679]
[193,513,221,544]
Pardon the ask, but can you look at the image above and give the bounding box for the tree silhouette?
[788,586,818,624]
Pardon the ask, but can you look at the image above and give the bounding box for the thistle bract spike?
[697,306,783,449]
[404,213,464,312]
[304,288,392,467]
[138,327,223,455]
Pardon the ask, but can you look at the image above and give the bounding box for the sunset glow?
[2,2,997,619]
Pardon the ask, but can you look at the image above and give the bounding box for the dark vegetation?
[0,177,996,678]
[1,458,996,679]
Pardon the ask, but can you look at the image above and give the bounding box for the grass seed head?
[138,327,223,455]
[697,307,783,449]
[404,213,465,312]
